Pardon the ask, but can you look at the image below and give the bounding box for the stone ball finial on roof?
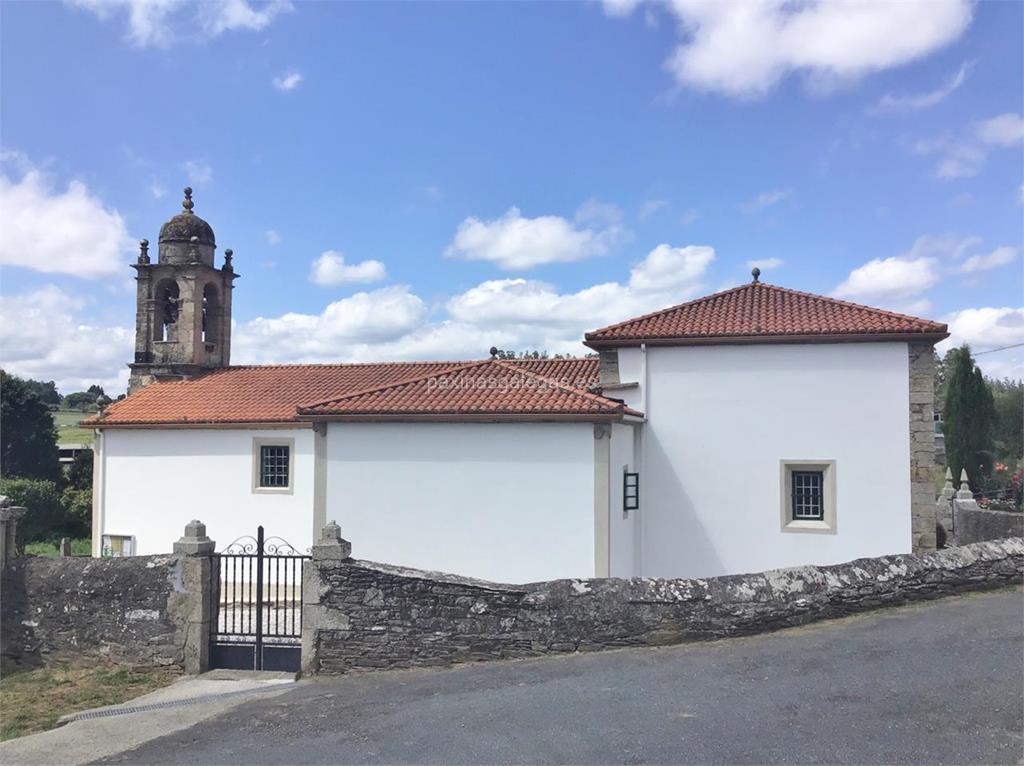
[158,186,215,249]
[751,267,761,283]
[489,346,499,358]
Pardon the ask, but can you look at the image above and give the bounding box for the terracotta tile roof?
[298,359,636,421]
[86,358,611,427]
[585,281,948,347]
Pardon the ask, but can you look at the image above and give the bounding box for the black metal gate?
[210,526,309,672]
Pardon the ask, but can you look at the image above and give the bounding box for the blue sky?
[1,0,1022,393]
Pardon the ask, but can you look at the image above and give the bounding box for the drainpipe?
[637,343,648,577]
[91,429,105,557]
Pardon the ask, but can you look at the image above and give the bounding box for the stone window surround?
[779,460,837,534]
[251,436,295,495]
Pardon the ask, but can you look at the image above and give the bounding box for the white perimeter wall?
[99,428,315,556]
[325,422,595,583]
[640,342,911,579]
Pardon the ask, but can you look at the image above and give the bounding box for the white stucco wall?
[325,422,595,583]
[608,422,638,578]
[98,428,316,556]
[637,342,911,579]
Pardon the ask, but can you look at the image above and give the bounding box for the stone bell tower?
[128,187,239,394]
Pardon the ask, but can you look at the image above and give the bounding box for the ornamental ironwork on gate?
[210,526,310,672]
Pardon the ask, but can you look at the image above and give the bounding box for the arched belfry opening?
[202,282,220,346]
[154,279,181,342]
[129,188,239,394]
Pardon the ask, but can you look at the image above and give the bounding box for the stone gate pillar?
[173,519,215,674]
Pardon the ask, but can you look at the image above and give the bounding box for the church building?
[87,191,948,582]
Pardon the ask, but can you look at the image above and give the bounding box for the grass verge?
[0,665,178,741]
[24,538,92,557]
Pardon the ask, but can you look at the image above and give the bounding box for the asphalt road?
[101,589,1023,765]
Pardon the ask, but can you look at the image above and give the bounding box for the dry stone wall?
[1,554,189,670]
[304,538,1023,675]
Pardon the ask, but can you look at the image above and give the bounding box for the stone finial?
[182,186,194,214]
[223,248,234,272]
[312,520,352,561]
[751,266,761,283]
[956,469,974,500]
[138,238,150,264]
[173,518,215,556]
[940,467,955,499]
[489,346,498,358]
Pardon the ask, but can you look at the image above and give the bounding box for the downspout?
[91,429,105,557]
[637,343,648,577]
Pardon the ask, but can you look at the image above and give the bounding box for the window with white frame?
[252,437,295,493]
[102,534,135,557]
[780,460,836,533]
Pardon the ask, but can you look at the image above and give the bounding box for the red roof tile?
[585,281,948,347]
[298,359,637,420]
[86,358,610,427]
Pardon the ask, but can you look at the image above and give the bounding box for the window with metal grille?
[259,445,290,488]
[791,470,824,520]
[624,471,639,511]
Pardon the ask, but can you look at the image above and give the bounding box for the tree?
[0,476,66,546]
[21,378,62,407]
[989,378,1024,463]
[942,346,996,488]
[0,370,61,482]
[66,448,94,491]
[63,391,100,411]
[86,384,106,397]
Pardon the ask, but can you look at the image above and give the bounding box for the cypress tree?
[942,345,995,489]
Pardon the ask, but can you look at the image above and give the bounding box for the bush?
[0,476,88,546]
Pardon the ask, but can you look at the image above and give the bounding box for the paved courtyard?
[98,588,1022,765]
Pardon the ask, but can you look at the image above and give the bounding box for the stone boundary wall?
[954,509,1024,547]
[303,538,1023,675]
[1,554,191,670]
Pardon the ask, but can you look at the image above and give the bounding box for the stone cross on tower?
[128,188,240,394]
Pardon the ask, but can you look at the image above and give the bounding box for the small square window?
[780,461,836,534]
[252,437,295,494]
[259,445,290,488]
[624,471,639,512]
[102,534,135,557]
[791,471,824,520]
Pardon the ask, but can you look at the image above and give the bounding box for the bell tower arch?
[128,188,239,394]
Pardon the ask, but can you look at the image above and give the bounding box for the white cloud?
[182,160,212,186]
[272,71,303,91]
[959,246,1018,274]
[444,205,626,270]
[149,182,166,199]
[309,250,387,286]
[604,1,972,99]
[628,244,714,292]
[638,199,669,221]
[199,0,292,36]
[233,286,427,365]
[746,257,783,272]
[871,61,971,113]
[938,307,1024,379]
[0,157,134,278]
[744,188,792,211]
[574,199,623,227]
[0,285,132,393]
[265,229,282,246]
[975,113,1024,146]
[680,208,701,225]
[67,0,292,48]
[833,254,940,312]
[915,112,1024,180]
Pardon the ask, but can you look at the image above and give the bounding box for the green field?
[54,409,94,445]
